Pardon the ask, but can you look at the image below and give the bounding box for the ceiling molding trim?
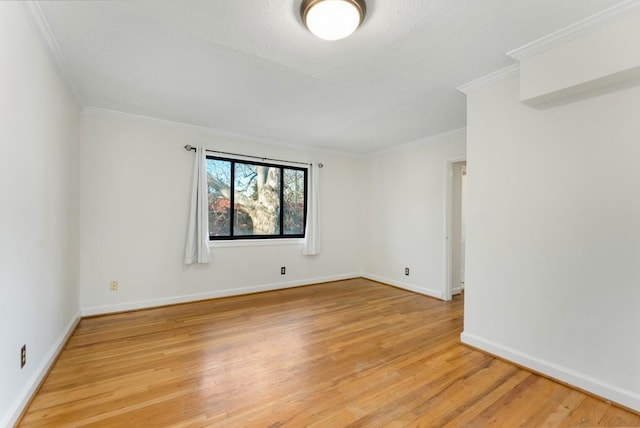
[507,0,640,61]
[18,1,84,105]
[456,64,520,95]
[81,107,365,159]
[366,127,467,158]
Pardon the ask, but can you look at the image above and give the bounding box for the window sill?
[209,238,305,248]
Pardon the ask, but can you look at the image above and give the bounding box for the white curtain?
[184,146,210,264]
[302,162,320,256]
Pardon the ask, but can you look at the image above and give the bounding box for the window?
[206,156,307,240]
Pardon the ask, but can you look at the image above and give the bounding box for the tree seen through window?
[206,157,307,239]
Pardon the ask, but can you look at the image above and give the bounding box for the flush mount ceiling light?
[301,0,366,41]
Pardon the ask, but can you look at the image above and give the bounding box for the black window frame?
[206,155,308,241]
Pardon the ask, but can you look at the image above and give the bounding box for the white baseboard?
[460,332,640,412]
[81,273,361,316]
[5,314,81,428]
[361,273,444,300]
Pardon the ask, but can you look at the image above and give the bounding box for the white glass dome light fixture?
[301,0,366,41]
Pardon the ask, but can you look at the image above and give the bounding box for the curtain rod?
[184,145,321,168]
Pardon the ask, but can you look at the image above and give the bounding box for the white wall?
[462,74,640,411]
[363,130,466,298]
[515,11,640,104]
[78,109,364,314]
[0,3,81,426]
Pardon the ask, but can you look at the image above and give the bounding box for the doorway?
[445,159,467,300]
[451,161,466,295]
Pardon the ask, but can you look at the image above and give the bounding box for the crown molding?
[366,127,467,157]
[18,1,83,104]
[81,107,365,159]
[507,0,640,61]
[456,64,520,95]
[83,107,467,160]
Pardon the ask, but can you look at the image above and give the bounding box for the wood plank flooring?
[19,278,640,427]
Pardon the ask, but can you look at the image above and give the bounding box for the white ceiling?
[38,0,624,154]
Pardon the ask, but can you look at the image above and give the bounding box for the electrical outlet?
[20,345,26,369]
[110,280,119,291]
[405,267,410,276]
[281,266,286,275]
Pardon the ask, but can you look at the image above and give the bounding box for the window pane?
[207,158,231,237]
[283,168,305,235]
[234,163,281,236]
[206,156,306,241]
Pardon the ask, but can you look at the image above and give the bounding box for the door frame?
[444,156,466,301]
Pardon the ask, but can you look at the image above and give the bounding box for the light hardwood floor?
[20,278,640,427]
